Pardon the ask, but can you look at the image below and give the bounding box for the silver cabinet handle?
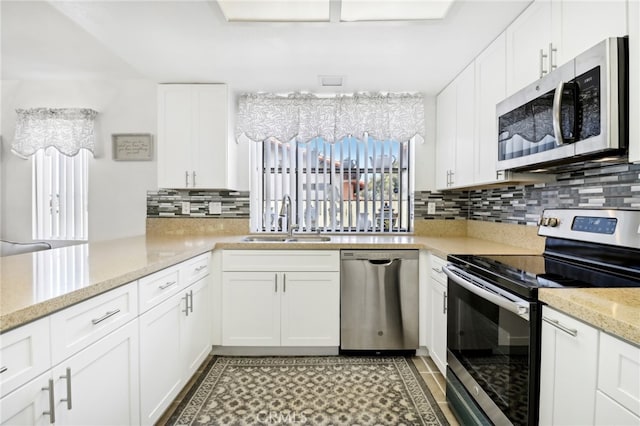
[283,274,286,293]
[449,170,454,186]
[194,265,207,273]
[0,366,7,374]
[42,378,56,423]
[543,317,578,337]
[60,367,72,410]
[158,280,177,290]
[189,289,194,313]
[182,293,190,316]
[540,48,548,77]
[192,171,196,187]
[549,43,557,71]
[443,291,448,314]
[185,170,189,187]
[431,267,443,274]
[91,309,121,325]
[274,274,278,292]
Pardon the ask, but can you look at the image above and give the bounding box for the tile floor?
[157,355,460,425]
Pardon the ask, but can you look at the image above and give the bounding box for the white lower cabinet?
[52,320,140,425]
[539,306,599,426]
[221,250,340,347]
[428,254,448,375]
[539,306,640,426]
[139,277,211,425]
[1,320,139,426]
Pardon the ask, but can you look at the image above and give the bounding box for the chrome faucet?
[278,195,298,237]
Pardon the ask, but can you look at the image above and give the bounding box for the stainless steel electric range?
[442,209,640,425]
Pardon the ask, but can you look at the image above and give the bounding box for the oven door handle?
[443,265,530,321]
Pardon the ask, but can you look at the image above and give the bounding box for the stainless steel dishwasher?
[340,250,419,352]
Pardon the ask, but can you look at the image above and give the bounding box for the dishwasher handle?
[368,258,396,266]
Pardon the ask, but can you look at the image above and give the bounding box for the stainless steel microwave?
[496,37,628,171]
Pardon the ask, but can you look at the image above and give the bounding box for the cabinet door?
[157,85,194,188]
[557,0,627,66]
[222,272,280,346]
[539,307,599,426]
[0,370,53,426]
[595,390,640,426]
[192,85,228,189]
[435,82,456,190]
[506,0,553,95]
[280,272,340,347]
[454,62,475,188]
[474,33,506,184]
[181,277,212,379]
[139,293,184,425]
[52,320,140,426]
[429,280,447,376]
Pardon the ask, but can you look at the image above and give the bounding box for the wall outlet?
[427,202,436,215]
[209,201,222,215]
[181,201,190,215]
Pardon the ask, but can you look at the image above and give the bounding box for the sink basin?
[286,236,331,242]
[241,235,331,243]
[242,235,288,242]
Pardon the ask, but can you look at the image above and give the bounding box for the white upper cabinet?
[506,0,554,96]
[435,62,475,190]
[630,0,640,164]
[474,33,507,184]
[157,84,236,189]
[506,0,628,96]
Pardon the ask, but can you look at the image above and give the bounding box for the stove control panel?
[538,209,640,249]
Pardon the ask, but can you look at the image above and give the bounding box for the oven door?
[443,265,540,426]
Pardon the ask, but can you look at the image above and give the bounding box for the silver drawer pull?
[543,317,578,337]
[431,267,443,273]
[194,265,207,273]
[0,366,7,374]
[60,367,72,409]
[158,281,177,290]
[42,378,56,423]
[91,309,121,325]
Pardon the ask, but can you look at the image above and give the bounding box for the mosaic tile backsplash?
[147,189,250,218]
[149,162,640,226]
[415,162,640,225]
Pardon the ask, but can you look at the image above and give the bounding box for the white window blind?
[32,147,89,240]
[253,134,413,233]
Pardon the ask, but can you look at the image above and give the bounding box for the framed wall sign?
[112,133,153,161]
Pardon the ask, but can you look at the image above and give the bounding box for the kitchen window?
[32,147,89,240]
[252,134,413,233]
[238,92,424,234]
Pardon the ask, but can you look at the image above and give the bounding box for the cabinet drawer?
[180,252,211,286]
[50,282,138,365]
[0,317,51,398]
[222,250,339,272]
[430,255,447,284]
[598,332,640,417]
[139,265,181,314]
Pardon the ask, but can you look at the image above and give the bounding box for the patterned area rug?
[166,356,449,425]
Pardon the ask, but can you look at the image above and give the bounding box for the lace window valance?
[12,108,98,158]
[236,92,424,143]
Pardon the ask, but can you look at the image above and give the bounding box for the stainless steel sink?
[286,236,331,242]
[241,235,331,243]
[241,235,288,242]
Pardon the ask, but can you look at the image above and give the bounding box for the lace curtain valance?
[12,108,98,158]
[236,92,424,143]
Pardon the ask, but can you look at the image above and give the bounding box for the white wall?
[1,79,157,242]
[414,95,436,191]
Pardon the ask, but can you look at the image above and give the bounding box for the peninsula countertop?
[1,233,541,333]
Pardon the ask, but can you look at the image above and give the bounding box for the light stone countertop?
[0,233,541,333]
[539,288,640,346]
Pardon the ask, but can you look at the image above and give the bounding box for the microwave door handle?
[443,266,530,320]
[552,80,565,146]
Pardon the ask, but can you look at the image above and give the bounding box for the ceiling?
[1,0,532,95]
